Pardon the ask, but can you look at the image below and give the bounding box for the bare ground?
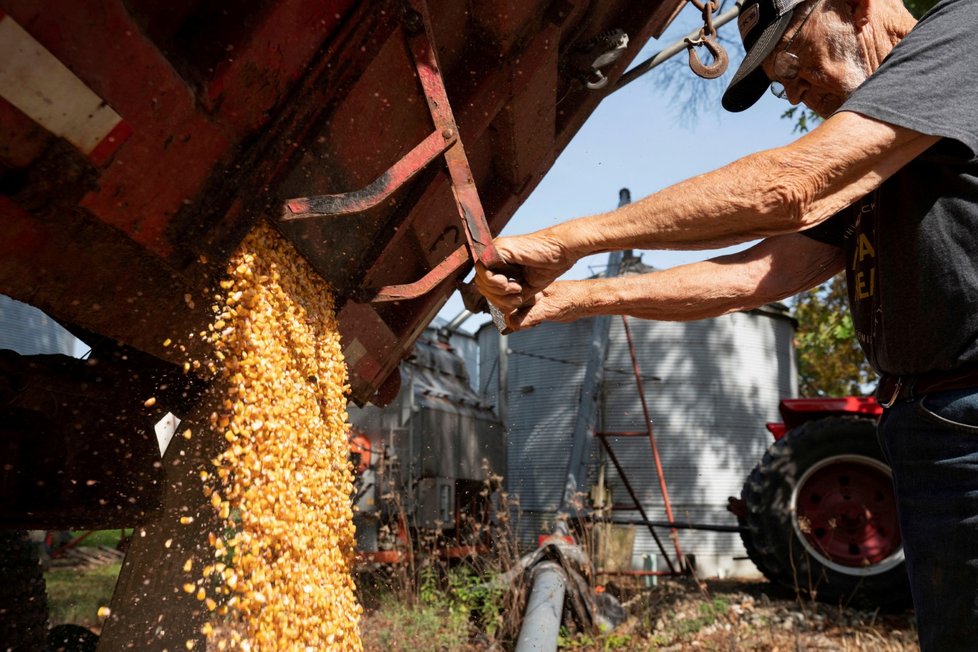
[609,576,918,651]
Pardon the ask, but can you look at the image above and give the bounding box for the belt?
[876,365,978,408]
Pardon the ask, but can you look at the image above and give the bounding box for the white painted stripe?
[0,14,123,156]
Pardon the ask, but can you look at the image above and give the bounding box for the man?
[475,0,978,648]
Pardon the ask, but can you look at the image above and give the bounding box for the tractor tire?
[740,416,912,609]
[0,529,49,650]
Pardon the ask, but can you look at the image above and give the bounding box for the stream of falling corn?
[197,222,362,650]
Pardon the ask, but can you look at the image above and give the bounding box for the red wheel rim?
[793,455,902,574]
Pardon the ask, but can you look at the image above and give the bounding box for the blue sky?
[438,8,805,333]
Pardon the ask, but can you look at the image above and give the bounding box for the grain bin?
[0,294,77,356]
[478,253,797,577]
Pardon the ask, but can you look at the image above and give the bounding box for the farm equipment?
[347,330,505,563]
[732,396,913,609]
[1,0,705,647]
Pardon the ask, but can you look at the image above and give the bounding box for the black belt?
[876,365,978,408]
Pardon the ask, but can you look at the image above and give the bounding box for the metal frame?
[556,193,688,578]
[281,0,505,303]
[594,315,687,577]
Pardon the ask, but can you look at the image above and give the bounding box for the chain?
[689,0,720,38]
[684,0,728,79]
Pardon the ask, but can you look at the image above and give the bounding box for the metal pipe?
[613,1,743,92]
[443,308,473,333]
[597,436,677,573]
[607,517,744,533]
[498,332,509,429]
[514,561,567,652]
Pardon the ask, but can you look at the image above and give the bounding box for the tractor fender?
[767,396,883,441]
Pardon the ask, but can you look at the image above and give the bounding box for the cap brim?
[722,10,795,112]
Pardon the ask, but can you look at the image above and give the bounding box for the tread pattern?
[739,417,912,609]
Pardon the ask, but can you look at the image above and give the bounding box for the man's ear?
[847,0,872,29]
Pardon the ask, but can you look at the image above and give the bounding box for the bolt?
[442,129,455,140]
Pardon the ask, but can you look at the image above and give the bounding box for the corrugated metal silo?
[477,260,797,577]
[0,294,77,355]
[479,319,596,539]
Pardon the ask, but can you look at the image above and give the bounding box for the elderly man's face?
[761,2,871,117]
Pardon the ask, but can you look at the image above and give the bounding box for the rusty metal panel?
[1,0,690,406]
[490,25,559,189]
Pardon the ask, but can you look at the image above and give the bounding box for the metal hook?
[684,33,728,79]
[586,69,610,90]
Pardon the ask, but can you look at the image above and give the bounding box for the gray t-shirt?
[802,0,978,375]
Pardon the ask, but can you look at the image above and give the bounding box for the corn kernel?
[190,223,361,649]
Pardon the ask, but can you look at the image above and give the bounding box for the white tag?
[154,413,181,457]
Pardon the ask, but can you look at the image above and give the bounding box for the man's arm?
[477,111,935,309]
[503,233,844,330]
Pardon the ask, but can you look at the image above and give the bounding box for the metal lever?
[458,269,519,336]
[278,0,513,333]
[489,304,511,334]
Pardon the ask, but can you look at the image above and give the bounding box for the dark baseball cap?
[722,0,807,112]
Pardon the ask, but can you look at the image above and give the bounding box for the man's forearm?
[548,156,786,258]
[563,262,768,322]
[545,113,937,261]
[512,234,845,329]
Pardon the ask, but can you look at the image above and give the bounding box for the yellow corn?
[194,222,361,650]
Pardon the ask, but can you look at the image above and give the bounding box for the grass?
[360,592,471,652]
[42,529,126,629]
[44,562,121,629]
[64,529,129,549]
[673,596,730,637]
[558,629,636,650]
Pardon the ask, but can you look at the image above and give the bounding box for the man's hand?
[503,281,589,331]
[474,230,577,312]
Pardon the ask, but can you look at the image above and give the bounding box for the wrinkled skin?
[474,0,923,332]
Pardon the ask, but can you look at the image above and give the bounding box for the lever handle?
[455,245,524,334]
[479,245,524,285]
[479,245,523,334]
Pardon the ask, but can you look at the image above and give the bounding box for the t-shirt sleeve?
[799,211,846,247]
[836,0,978,158]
